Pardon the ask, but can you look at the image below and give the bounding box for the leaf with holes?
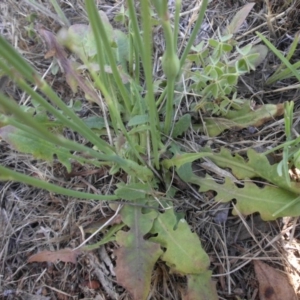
[199,174,300,220]
[176,162,300,220]
[208,147,300,194]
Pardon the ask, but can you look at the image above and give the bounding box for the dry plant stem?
[212,207,282,277]
[265,0,275,36]
[236,9,291,41]
[76,204,122,251]
[23,62,53,106]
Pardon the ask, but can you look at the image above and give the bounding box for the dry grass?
[1,0,300,299]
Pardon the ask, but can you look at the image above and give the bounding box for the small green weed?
[0,1,299,299]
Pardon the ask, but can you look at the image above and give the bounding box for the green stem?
[164,78,176,135]
[140,0,161,168]
[85,1,132,113]
[179,0,209,68]
[50,0,70,27]
[272,195,300,217]
[0,165,118,201]
[263,137,300,156]
[0,116,112,168]
[127,0,146,65]
[0,42,114,155]
[173,0,181,50]
[0,92,124,165]
[89,65,150,168]
[159,8,180,135]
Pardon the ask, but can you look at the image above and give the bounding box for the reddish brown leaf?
[36,24,99,101]
[254,261,297,300]
[83,280,101,290]
[28,248,80,264]
[115,208,163,300]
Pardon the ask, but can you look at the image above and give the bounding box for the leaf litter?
[1,0,300,299]
[254,261,297,300]
[28,248,80,264]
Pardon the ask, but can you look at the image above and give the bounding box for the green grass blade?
[0,165,118,201]
[0,35,35,81]
[174,0,182,50]
[140,0,160,168]
[127,0,145,64]
[85,1,132,113]
[266,61,300,85]
[179,0,209,68]
[0,92,118,163]
[0,60,114,155]
[50,0,71,27]
[256,31,300,82]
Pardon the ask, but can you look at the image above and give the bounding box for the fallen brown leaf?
[28,248,80,264]
[254,261,297,300]
[83,280,101,290]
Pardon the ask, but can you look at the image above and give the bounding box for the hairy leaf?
[172,114,191,138]
[150,210,210,274]
[196,101,284,136]
[0,125,72,172]
[246,44,269,68]
[224,3,255,35]
[115,206,162,300]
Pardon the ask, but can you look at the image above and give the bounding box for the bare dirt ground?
[1,0,300,299]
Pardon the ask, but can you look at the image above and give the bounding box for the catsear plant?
[1,1,298,299]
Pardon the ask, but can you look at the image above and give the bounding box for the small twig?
[74,204,122,251]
